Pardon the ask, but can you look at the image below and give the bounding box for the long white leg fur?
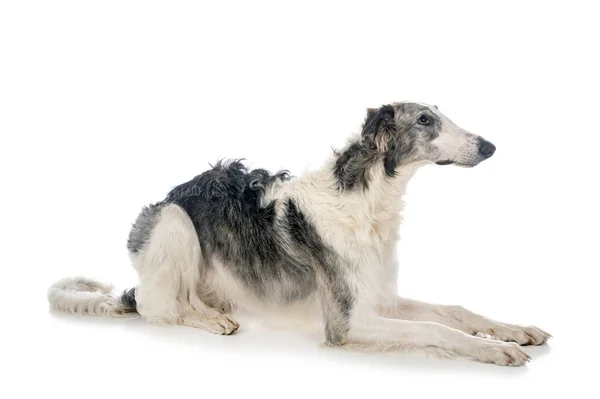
[378,297,551,346]
[346,307,531,366]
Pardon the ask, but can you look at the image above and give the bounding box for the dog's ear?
[361,105,396,151]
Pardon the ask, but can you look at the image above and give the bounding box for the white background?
[1,1,598,398]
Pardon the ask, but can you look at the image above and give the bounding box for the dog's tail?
[47,277,138,317]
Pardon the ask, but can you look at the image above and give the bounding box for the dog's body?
[48,102,551,366]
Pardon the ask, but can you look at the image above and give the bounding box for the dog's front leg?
[345,305,532,366]
[377,297,551,346]
[316,269,531,366]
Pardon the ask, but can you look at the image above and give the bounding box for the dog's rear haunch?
[48,102,550,366]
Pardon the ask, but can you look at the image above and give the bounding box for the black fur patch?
[120,287,137,310]
[165,161,318,303]
[362,104,396,139]
[333,141,371,191]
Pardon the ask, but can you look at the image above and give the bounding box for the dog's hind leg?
[130,203,239,335]
[377,297,551,346]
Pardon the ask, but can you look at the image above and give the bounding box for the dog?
[48,102,551,366]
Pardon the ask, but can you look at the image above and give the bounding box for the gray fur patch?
[126,203,165,253]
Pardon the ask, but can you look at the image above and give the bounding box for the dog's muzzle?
[435,136,497,167]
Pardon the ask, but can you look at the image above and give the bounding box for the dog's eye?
[417,115,431,126]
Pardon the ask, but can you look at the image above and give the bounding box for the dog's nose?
[478,138,496,158]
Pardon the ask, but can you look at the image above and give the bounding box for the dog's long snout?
[478,138,496,158]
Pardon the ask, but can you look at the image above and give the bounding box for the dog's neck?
[358,162,421,233]
[300,152,422,233]
[327,134,423,221]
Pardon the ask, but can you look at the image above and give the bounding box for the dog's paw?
[179,314,240,335]
[476,342,531,366]
[512,325,552,346]
[206,314,240,335]
[483,325,552,346]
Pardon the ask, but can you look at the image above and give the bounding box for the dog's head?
[361,102,495,169]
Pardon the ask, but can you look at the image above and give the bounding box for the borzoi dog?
[48,102,551,366]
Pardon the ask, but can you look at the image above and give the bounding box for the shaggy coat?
[48,102,550,366]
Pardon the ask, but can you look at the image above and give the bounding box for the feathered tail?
[47,277,137,317]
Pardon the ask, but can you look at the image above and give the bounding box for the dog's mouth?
[435,160,477,168]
